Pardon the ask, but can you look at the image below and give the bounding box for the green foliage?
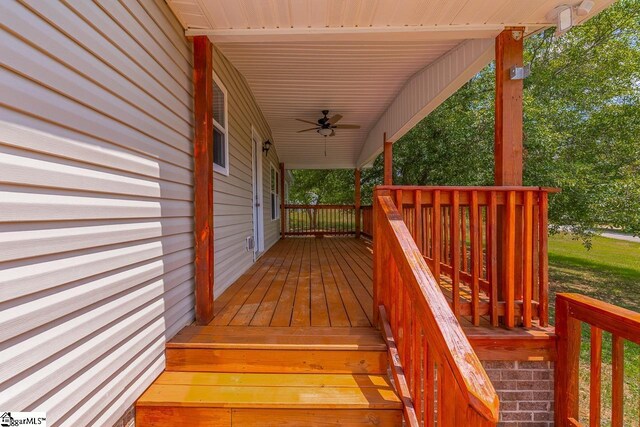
[288,169,356,204]
[289,0,640,239]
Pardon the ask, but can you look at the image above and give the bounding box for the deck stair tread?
[137,372,402,409]
[170,326,386,350]
[164,327,388,374]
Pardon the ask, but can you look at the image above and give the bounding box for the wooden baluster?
[612,335,624,427]
[590,326,602,426]
[415,191,423,253]
[436,360,444,427]
[442,206,448,265]
[470,191,480,326]
[554,296,581,425]
[483,206,488,280]
[488,191,499,326]
[504,190,516,328]
[426,206,431,259]
[451,191,460,319]
[532,204,540,311]
[461,207,468,273]
[395,190,403,213]
[442,367,456,426]
[523,191,533,327]
[413,326,422,425]
[432,190,441,285]
[538,191,549,326]
[404,293,412,391]
[424,339,434,427]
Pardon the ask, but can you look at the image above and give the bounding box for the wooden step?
[166,327,387,374]
[136,372,402,426]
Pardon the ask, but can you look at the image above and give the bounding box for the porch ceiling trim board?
[185,25,506,42]
[356,38,494,167]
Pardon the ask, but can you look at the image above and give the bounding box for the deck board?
[212,237,374,327]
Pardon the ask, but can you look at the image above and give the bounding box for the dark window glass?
[214,127,225,168]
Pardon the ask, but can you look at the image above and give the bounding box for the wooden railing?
[361,205,373,238]
[284,204,356,236]
[374,189,499,426]
[555,294,640,427]
[377,185,556,328]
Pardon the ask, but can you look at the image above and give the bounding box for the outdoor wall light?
[547,1,593,37]
[262,139,272,155]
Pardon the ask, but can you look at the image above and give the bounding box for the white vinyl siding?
[0,1,194,426]
[213,48,281,295]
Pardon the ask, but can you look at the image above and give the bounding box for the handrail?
[374,190,499,425]
[284,204,356,236]
[555,293,640,426]
[380,185,556,328]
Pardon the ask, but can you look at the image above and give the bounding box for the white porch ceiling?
[167,0,616,169]
[215,39,463,169]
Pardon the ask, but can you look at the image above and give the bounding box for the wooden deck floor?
[211,237,374,327]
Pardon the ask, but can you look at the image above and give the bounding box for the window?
[270,164,280,220]
[212,74,229,175]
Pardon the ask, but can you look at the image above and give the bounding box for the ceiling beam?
[185,25,507,43]
[357,38,495,168]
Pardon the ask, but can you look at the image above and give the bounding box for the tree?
[289,0,640,240]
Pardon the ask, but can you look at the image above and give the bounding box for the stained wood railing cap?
[374,185,560,193]
[557,293,640,345]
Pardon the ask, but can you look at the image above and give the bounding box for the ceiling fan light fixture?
[318,128,332,137]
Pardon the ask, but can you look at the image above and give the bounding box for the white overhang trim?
[357,38,495,168]
[186,25,507,43]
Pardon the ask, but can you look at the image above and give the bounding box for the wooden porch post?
[355,168,361,238]
[495,27,525,327]
[280,162,286,239]
[495,27,524,186]
[193,36,214,325]
[383,132,393,185]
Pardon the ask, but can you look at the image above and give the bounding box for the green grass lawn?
[548,233,640,424]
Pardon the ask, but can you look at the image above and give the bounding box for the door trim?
[251,126,265,259]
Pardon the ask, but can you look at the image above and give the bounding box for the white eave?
[167,0,616,170]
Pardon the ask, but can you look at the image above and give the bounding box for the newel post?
[355,168,361,238]
[372,187,382,325]
[193,36,214,325]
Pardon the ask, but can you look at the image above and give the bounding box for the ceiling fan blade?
[334,124,361,129]
[327,114,343,125]
[295,118,319,126]
[297,127,318,133]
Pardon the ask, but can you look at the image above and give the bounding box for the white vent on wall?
[246,236,255,252]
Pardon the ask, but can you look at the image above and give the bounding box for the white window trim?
[270,163,280,221]
[213,73,229,176]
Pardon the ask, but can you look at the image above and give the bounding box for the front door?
[252,128,264,259]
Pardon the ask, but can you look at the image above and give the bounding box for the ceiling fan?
[296,110,361,137]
